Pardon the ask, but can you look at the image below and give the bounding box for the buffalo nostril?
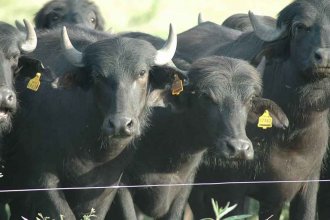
[108,120,115,130]
[126,119,133,129]
[226,142,237,155]
[241,143,251,151]
[6,94,14,102]
[315,52,322,62]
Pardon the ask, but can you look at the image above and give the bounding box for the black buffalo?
[34,0,105,30]
[189,0,330,219]
[3,24,185,219]
[0,20,37,136]
[176,19,241,62]
[222,13,276,32]
[106,56,288,220]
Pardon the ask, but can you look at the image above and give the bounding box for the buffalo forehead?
[189,57,261,103]
[83,38,156,78]
[278,0,330,26]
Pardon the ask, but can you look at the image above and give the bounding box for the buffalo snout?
[0,88,16,113]
[218,138,254,160]
[103,116,138,138]
[313,48,330,67]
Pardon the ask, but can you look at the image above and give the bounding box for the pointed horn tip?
[22,19,33,30]
[198,12,203,24]
[62,26,67,35]
[169,23,174,34]
[20,19,37,52]
[61,26,72,49]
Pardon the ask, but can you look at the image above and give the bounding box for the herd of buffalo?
[0,0,329,219]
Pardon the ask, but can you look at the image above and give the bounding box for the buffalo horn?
[19,19,37,53]
[198,13,204,25]
[154,24,177,66]
[249,11,286,42]
[61,26,84,67]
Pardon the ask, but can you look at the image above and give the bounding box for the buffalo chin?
[303,67,330,80]
[0,112,12,134]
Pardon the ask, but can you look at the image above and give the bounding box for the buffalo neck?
[132,107,210,172]
[252,58,329,152]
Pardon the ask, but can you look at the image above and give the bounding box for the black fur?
[34,0,105,30]
[106,56,288,220]
[3,26,183,219]
[190,1,330,219]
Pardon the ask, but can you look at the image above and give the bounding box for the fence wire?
[1,179,330,193]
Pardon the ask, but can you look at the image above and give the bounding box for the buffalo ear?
[248,97,289,129]
[56,71,92,90]
[148,62,189,108]
[150,61,188,89]
[147,87,191,114]
[17,56,54,80]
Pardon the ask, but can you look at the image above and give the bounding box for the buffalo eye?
[200,92,216,104]
[51,14,60,22]
[246,95,255,107]
[90,17,96,24]
[292,22,310,35]
[138,70,147,78]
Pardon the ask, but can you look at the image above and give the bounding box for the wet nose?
[224,139,254,160]
[313,48,330,66]
[107,117,136,137]
[0,88,16,109]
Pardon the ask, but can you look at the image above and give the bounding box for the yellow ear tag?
[27,73,41,92]
[257,110,273,129]
[171,74,183,96]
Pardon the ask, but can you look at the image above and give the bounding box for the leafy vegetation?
[201,198,252,220]
[21,208,97,220]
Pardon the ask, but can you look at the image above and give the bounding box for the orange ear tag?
[257,110,273,129]
[171,74,183,96]
[27,73,41,92]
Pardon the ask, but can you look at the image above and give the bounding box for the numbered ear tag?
[171,74,183,96]
[257,110,273,129]
[27,72,41,92]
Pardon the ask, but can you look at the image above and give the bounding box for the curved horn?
[198,13,204,25]
[61,26,84,67]
[154,24,177,66]
[249,11,286,42]
[19,19,37,53]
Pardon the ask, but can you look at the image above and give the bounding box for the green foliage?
[20,208,96,220]
[201,198,252,220]
[82,208,97,220]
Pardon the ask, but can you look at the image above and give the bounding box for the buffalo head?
[60,24,185,155]
[34,0,105,30]
[164,57,288,160]
[0,20,37,132]
[250,0,330,79]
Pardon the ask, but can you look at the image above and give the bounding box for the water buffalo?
[176,18,241,62]
[222,13,276,32]
[34,0,105,30]
[106,56,288,220]
[189,0,330,219]
[3,24,186,219]
[0,20,37,141]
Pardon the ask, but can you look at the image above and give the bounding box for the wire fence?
[1,179,330,193]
